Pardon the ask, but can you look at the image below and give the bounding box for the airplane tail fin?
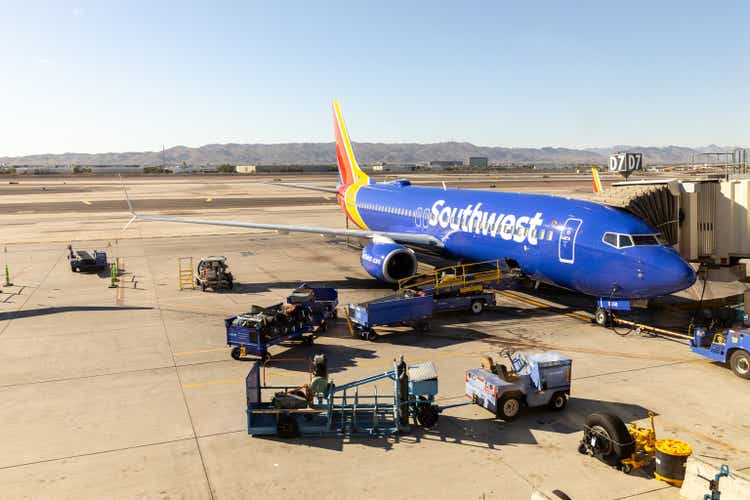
[591,167,603,193]
[333,100,370,186]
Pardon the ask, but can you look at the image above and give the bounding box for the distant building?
[469,156,488,168]
[429,160,463,170]
[236,165,257,174]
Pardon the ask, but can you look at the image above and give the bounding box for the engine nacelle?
[361,242,417,283]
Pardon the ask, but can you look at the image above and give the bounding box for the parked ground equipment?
[227,303,312,361]
[691,327,750,379]
[227,287,337,361]
[195,256,234,291]
[67,245,107,273]
[287,284,338,332]
[245,354,441,437]
[464,350,572,420]
[346,289,433,341]
[578,411,692,486]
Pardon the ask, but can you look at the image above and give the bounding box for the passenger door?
[558,218,583,264]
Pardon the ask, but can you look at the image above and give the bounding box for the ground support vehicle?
[464,350,572,420]
[287,284,338,332]
[691,327,750,379]
[195,256,234,291]
[67,245,107,273]
[578,412,692,486]
[245,355,441,437]
[346,290,433,341]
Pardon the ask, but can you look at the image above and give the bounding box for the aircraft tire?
[594,308,610,327]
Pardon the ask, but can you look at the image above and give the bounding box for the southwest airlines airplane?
[127,101,696,307]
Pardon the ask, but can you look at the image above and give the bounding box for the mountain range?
[0,143,741,167]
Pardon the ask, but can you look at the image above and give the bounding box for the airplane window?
[632,235,659,246]
[547,230,554,241]
[618,234,634,248]
[538,229,545,240]
[517,227,525,237]
[603,232,618,248]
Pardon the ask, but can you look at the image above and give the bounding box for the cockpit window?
[618,234,634,248]
[603,232,618,247]
[603,231,664,249]
[632,234,659,246]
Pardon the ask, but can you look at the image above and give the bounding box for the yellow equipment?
[178,257,195,290]
[620,412,657,473]
[579,411,692,486]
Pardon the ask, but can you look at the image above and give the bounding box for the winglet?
[591,168,603,193]
[119,175,138,231]
[120,174,135,214]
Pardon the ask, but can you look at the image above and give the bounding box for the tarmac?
[0,173,748,499]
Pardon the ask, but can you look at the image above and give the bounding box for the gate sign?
[609,152,643,174]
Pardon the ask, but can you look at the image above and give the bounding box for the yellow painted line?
[174,347,227,356]
[205,197,213,202]
[184,378,242,389]
[81,200,92,205]
[498,290,591,321]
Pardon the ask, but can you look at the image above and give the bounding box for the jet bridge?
[585,178,750,267]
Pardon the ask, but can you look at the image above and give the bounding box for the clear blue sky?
[1,1,748,155]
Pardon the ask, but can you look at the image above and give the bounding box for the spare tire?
[584,413,635,464]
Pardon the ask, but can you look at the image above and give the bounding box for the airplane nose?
[654,254,697,295]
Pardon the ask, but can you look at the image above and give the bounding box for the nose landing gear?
[595,307,612,327]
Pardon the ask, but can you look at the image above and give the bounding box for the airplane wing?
[269,182,340,194]
[121,182,442,249]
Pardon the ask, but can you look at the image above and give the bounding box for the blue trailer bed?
[432,291,496,315]
[347,291,433,340]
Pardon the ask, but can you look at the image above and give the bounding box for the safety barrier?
[398,259,503,293]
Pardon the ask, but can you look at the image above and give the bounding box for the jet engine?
[360,241,417,283]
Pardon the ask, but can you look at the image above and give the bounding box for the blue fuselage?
[350,180,696,299]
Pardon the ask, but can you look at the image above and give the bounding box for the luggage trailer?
[245,357,442,437]
[227,287,338,361]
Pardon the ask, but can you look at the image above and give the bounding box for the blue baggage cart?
[347,290,433,341]
[226,303,315,362]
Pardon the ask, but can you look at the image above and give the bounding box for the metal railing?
[397,259,503,293]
